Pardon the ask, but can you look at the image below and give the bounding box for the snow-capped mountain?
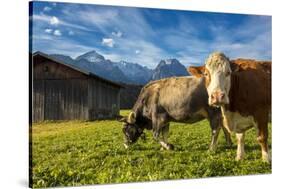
[49,51,189,85]
[75,50,105,62]
[75,51,131,83]
[114,61,153,85]
[151,59,189,80]
[50,51,130,83]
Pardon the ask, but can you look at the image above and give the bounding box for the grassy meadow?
[31,110,271,188]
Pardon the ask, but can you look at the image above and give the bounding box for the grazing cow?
[120,76,232,151]
[188,52,271,162]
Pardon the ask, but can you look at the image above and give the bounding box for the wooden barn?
[32,52,122,122]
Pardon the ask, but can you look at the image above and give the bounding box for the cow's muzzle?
[209,91,228,106]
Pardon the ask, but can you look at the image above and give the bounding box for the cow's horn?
[128,112,136,124]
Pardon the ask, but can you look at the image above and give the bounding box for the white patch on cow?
[236,133,245,161]
[221,106,256,133]
[209,129,219,151]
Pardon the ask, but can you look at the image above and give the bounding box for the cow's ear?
[188,66,205,78]
[230,61,240,72]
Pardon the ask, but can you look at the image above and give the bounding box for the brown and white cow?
[188,52,271,162]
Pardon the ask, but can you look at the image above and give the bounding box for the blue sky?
[30,1,272,69]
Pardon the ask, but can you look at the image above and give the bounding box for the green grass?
[31,110,271,188]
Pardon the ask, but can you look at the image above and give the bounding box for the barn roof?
[33,51,123,88]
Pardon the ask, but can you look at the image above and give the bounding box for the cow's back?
[134,76,209,121]
[231,59,271,76]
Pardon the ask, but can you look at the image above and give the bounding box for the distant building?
[32,52,122,122]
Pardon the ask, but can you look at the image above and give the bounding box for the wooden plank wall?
[88,79,120,120]
[33,55,121,122]
[33,80,45,122]
[33,79,88,121]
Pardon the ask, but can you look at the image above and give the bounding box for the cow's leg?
[235,132,245,161]
[222,126,232,147]
[208,115,220,151]
[159,124,174,150]
[256,119,270,162]
[209,126,232,151]
[209,126,220,151]
[152,107,167,141]
[209,111,232,151]
[152,107,161,140]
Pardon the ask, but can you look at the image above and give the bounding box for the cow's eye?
[203,72,208,77]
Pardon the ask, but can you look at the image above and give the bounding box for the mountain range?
[50,50,189,85]
[151,59,188,80]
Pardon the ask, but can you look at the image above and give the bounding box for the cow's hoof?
[235,156,244,161]
[167,144,174,150]
[262,153,271,163]
[209,145,217,152]
[262,158,271,164]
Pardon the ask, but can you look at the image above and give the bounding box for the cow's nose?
[210,93,218,105]
[210,91,225,105]
[211,93,216,101]
[218,92,225,101]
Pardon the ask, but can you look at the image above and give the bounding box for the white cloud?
[67,7,154,38]
[112,31,122,38]
[44,28,52,33]
[32,35,94,58]
[78,9,118,26]
[32,34,54,41]
[53,30,62,36]
[43,6,52,12]
[111,39,169,68]
[50,16,59,25]
[102,38,114,47]
[32,14,49,22]
[135,50,140,54]
[33,14,94,32]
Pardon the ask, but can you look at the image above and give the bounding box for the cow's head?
[188,52,231,107]
[119,112,144,149]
